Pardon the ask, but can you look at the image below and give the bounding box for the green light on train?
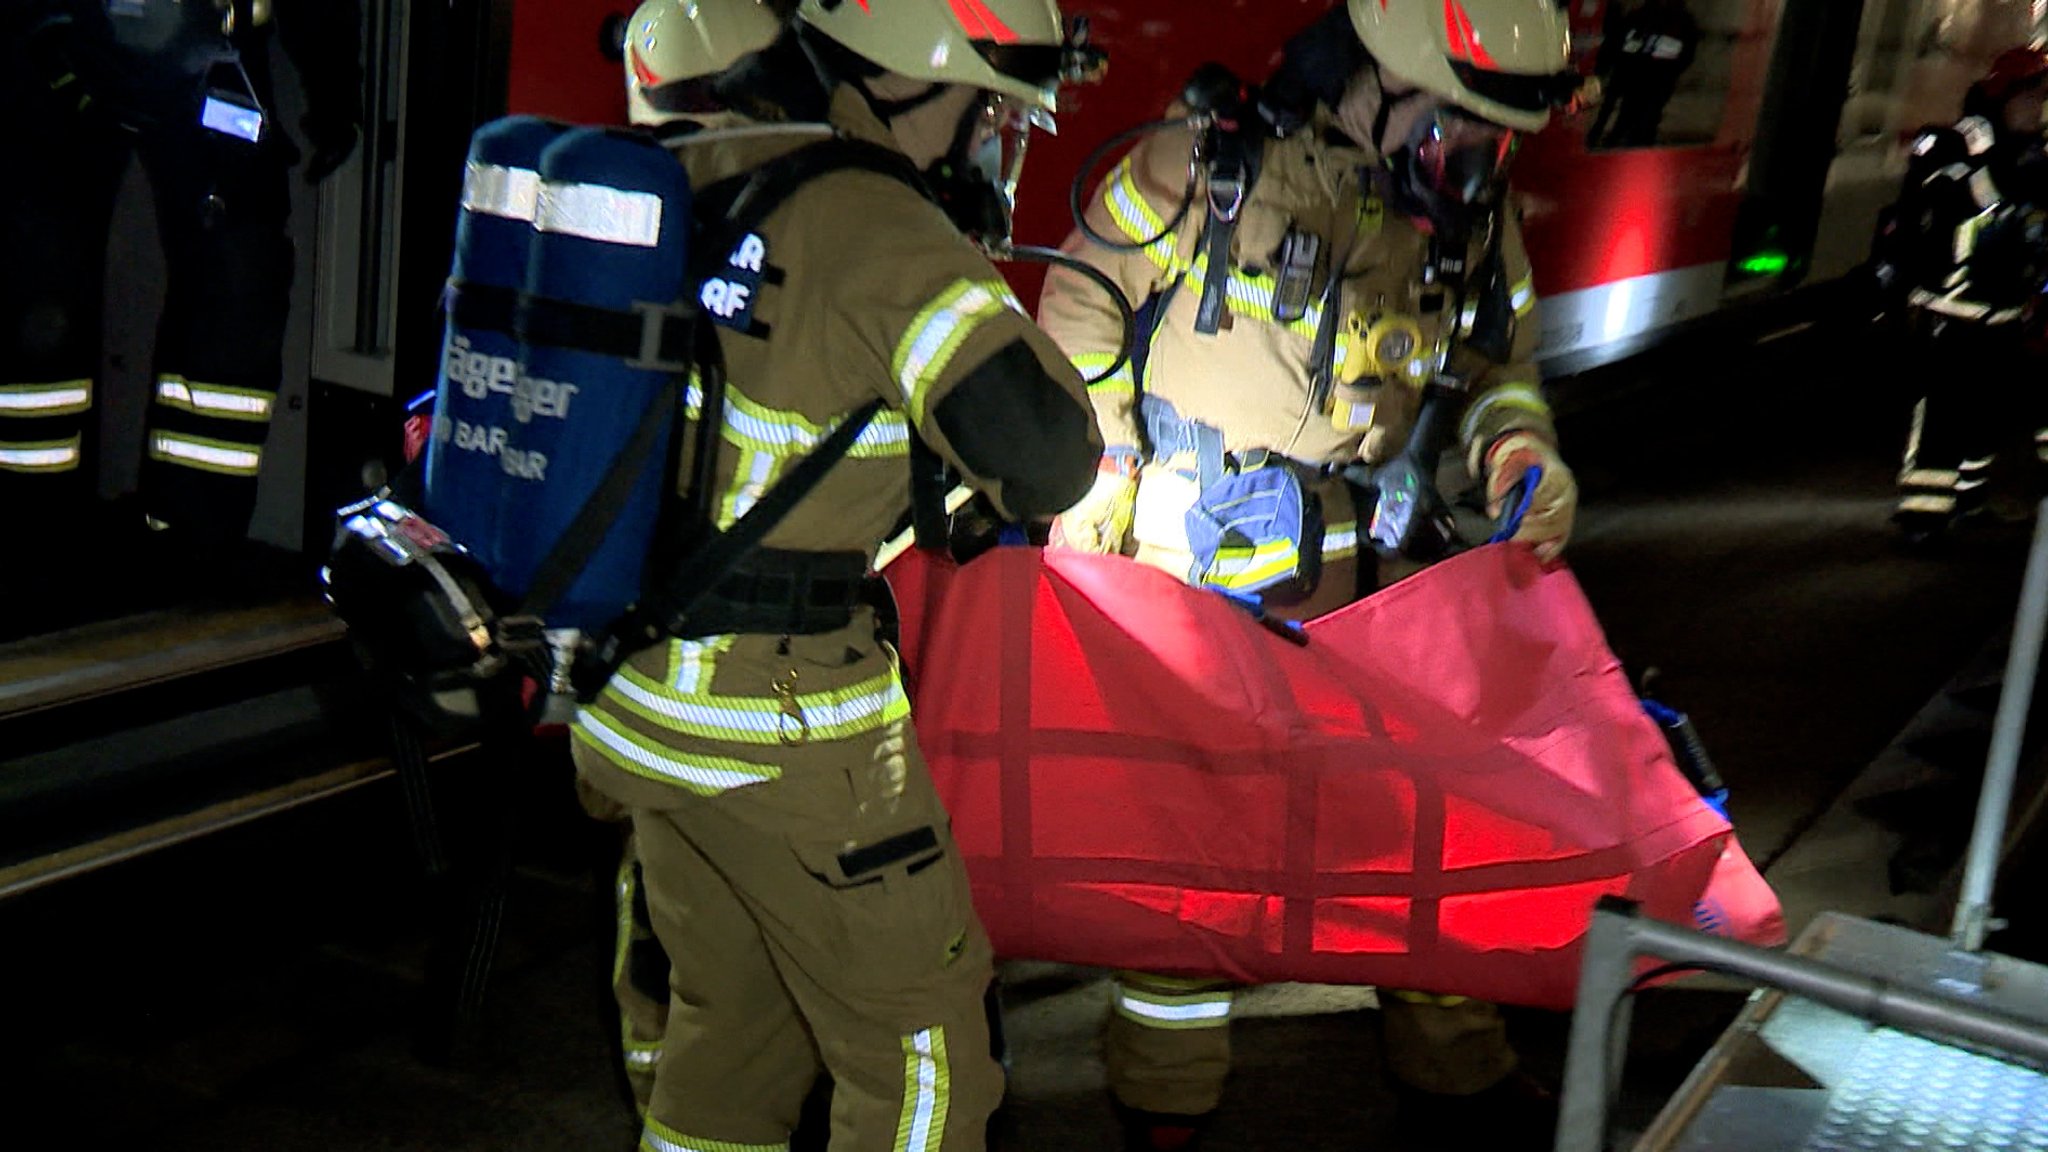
[1738,250,1790,276]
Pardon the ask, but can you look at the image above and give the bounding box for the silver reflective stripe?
[1323,524,1360,557]
[1116,992,1232,1024]
[157,377,273,420]
[0,381,91,413]
[1899,494,1957,514]
[149,432,262,475]
[900,1027,949,1152]
[1961,116,1996,156]
[1961,456,1997,472]
[537,180,664,247]
[0,438,81,471]
[1899,469,1959,489]
[462,162,541,221]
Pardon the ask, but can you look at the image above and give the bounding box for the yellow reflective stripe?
[1207,538,1300,591]
[893,280,1018,423]
[666,636,733,695]
[0,379,92,416]
[148,431,263,476]
[1114,985,1235,1029]
[1510,276,1537,317]
[1323,521,1359,560]
[154,375,274,422]
[1184,252,1322,341]
[1103,159,1188,276]
[611,856,637,989]
[894,1027,951,1152]
[723,387,910,460]
[601,663,910,746]
[1899,494,1957,514]
[0,435,83,473]
[641,1115,789,1152]
[572,709,783,795]
[1070,351,1135,396]
[1459,383,1551,446]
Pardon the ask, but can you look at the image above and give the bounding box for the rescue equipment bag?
[883,543,1786,1009]
[1184,460,1322,597]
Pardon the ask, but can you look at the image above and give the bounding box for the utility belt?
[683,547,879,639]
[1139,395,1331,599]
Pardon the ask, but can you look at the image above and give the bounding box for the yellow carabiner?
[772,671,810,747]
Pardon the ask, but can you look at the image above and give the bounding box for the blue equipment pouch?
[1185,456,1324,598]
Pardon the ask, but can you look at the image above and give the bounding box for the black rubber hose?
[998,244,1137,387]
[1068,116,1201,253]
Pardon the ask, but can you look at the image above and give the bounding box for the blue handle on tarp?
[1488,463,1542,544]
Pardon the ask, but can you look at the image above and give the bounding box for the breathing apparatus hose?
[991,243,1137,388]
[1068,116,1202,253]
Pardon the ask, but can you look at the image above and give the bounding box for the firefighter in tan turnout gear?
[570,2,1100,1151]
[1042,1,1581,1147]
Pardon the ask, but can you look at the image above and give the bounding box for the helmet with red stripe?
[795,0,1067,112]
[1348,0,1576,132]
[623,0,783,126]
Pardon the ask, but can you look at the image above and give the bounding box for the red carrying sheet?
[887,544,1785,1010]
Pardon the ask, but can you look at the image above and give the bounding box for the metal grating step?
[1803,1027,2048,1151]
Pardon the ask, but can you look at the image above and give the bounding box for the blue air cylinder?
[494,127,693,631]
[422,115,568,574]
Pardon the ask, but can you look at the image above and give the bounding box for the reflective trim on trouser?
[642,1115,790,1152]
[147,430,263,477]
[615,837,671,1114]
[0,434,83,473]
[155,374,275,421]
[1105,973,1235,1116]
[576,716,1001,1151]
[1379,992,1518,1096]
[0,379,92,416]
[1113,981,1235,1030]
[894,1027,952,1152]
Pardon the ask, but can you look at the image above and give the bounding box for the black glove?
[300,108,361,183]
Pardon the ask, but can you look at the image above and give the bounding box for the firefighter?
[568,2,1100,1150]
[1586,0,1700,149]
[1041,1,1579,1147]
[0,1,363,599]
[590,0,789,1116]
[1880,46,2048,541]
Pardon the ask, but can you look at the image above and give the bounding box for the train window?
[1582,0,1737,150]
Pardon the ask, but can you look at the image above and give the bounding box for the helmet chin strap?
[857,77,952,123]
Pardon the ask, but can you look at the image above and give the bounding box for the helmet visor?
[1412,109,1520,208]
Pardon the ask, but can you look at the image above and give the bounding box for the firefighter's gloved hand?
[1485,431,1576,562]
[1050,461,1137,554]
[301,109,361,184]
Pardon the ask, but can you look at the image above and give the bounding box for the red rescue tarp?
[886,544,1784,1011]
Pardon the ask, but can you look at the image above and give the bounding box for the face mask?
[1383,100,1519,237]
[924,94,1038,249]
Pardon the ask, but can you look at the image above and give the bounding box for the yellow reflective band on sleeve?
[1510,276,1536,317]
[1104,159,1189,276]
[1070,351,1135,396]
[641,1115,790,1152]
[599,664,911,746]
[149,431,263,477]
[1205,537,1302,592]
[894,1027,952,1152]
[0,435,83,473]
[571,709,784,795]
[1459,383,1552,446]
[1323,521,1359,561]
[893,280,1019,423]
[155,375,275,422]
[611,856,638,989]
[1898,468,1960,489]
[0,379,92,416]
[1114,985,1235,1030]
[723,388,910,461]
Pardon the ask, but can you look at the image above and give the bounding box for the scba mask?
[1384,99,1519,236]
[927,92,1046,249]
